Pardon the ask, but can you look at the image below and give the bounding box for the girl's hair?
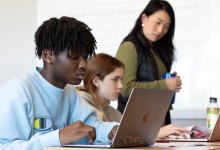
[35,16,96,59]
[124,0,175,70]
[83,53,124,106]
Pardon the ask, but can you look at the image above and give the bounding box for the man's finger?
[88,131,96,144]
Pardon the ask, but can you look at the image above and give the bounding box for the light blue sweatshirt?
[0,70,118,150]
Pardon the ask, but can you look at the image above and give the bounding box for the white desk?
[43,141,220,150]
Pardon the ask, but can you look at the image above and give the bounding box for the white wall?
[36,0,220,112]
[2,0,220,121]
[0,0,36,86]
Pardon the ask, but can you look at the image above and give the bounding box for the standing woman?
[116,0,182,125]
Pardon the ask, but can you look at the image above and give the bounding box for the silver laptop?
[166,114,220,142]
[63,88,174,148]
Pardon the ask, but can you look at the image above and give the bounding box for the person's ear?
[92,76,100,88]
[141,13,148,26]
[42,50,55,64]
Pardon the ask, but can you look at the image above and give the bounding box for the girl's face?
[141,10,171,43]
[95,67,124,102]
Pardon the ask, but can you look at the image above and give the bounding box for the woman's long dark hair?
[123,0,175,70]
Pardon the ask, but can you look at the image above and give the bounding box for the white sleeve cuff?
[39,129,61,147]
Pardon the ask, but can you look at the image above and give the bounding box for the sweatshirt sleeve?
[0,131,60,150]
[116,41,167,97]
[70,92,119,143]
[0,81,61,150]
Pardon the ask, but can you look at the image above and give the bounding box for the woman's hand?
[157,124,191,139]
[165,76,182,92]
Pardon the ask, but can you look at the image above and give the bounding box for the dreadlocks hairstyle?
[35,16,96,59]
